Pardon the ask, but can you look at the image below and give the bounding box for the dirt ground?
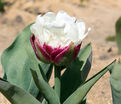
[0,0,121,104]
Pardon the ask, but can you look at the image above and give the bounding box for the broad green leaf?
[25,46,54,101]
[63,60,115,104]
[0,78,41,104]
[1,24,51,97]
[60,43,92,103]
[30,69,60,104]
[110,62,121,104]
[116,17,121,54]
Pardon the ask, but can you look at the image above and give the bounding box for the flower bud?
[30,10,90,66]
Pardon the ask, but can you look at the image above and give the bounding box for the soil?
[0,0,121,104]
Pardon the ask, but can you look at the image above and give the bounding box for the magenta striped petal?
[30,35,41,60]
[51,48,64,60]
[35,39,51,61]
[30,35,81,66]
[43,43,54,55]
[42,43,66,61]
[73,43,81,60]
[54,45,70,64]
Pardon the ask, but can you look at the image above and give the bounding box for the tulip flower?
[30,10,91,66]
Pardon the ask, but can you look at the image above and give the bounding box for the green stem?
[54,65,61,98]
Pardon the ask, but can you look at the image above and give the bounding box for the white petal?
[36,15,44,25]
[81,27,91,40]
[43,12,56,23]
[65,23,79,42]
[76,19,86,37]
[75,27,91,45]
[56,10,76,25]
[45,24,65,36]
[30,10,91,48]
[30,24,41,37]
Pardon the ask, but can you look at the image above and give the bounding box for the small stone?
[15,15,23,23]
[2,18,8,24]
[107,48,112,53]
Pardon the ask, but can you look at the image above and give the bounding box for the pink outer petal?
[36,39,51,61]
[30,35,41,60]
[51,48,64,60]
[43,43,54,55]
[30,35,81,65]
[43,44,66,60]
[54,45,70,64]
[73,43,81,60]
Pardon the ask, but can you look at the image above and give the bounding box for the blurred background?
[0,0,121,104]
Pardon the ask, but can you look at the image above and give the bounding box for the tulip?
[30,11,90,66]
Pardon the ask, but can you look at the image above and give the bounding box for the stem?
[54,65,61,98]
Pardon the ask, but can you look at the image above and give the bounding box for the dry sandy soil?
[0,0,121,104]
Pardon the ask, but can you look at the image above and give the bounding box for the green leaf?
[30,69,60,104]
[116,17,121,33]
[54,66,62,98]
[81,99,86,104]
[1,24,51,97]
[0,0,5,12]
[0,78,41,104]
[110,61,121,104]
[60,43,92,103]
[116,16,121,54]
[42,99,48,104]
[63,60,115,104]
[106,35,116,42]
